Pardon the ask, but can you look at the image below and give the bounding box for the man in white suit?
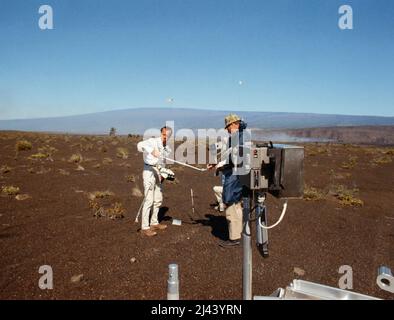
[137,126,172,237]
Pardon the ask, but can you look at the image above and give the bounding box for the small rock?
[59,169,70,175]
[15,194,31,201]
[131,187,143,197]
[293,267,306,277]
[76,165,85,171]
[87,192,96,200]
[70,274,84,283]
[130,257,137,263]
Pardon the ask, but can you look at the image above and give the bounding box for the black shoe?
[219,239,240,248]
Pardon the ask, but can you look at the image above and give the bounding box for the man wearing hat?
[208,114,247,247]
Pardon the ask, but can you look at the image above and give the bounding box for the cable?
[258,201,288,229]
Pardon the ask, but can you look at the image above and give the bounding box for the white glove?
[158,166,175,181]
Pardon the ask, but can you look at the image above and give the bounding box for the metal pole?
[167,264,179,300]
[242,196,252,300]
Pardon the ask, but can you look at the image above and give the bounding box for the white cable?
[258,201,288,230]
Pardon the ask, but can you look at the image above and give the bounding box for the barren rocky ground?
[0,131,393,299]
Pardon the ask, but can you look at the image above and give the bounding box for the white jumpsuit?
[137,137,171,230]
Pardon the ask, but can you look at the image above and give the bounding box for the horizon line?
[1,106,394,121]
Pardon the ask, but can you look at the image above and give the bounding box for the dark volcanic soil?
[0,131,393,300]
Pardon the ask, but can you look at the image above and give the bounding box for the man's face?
[161,129,171,144]
[226,121,240,134]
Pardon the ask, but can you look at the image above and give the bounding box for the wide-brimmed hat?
[224,113,241,128]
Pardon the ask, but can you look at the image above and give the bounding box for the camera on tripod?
[240,142,304,198]
[238,142,304,258]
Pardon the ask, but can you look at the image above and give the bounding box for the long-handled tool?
[190,189,195,216]
[187,188,199,223]
[134,196,145,223]
[134,181,153,223]
[163,157,207,172]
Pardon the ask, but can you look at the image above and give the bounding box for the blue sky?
[0,0,393,119]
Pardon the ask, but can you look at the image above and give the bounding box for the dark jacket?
[222,128,245,205]
[222,168,243,205]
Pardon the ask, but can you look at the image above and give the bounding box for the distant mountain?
[1,108,394,134]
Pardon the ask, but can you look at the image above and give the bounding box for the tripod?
[242,189,269,300]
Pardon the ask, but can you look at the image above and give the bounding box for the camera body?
[240,143,304,198]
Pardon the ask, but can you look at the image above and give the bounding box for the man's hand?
[207,164,216,170]
[152,149,161,158]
